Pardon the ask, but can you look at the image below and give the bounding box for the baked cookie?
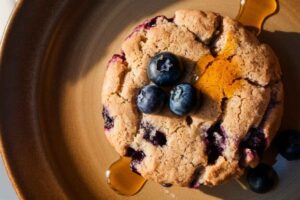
[101,9,283,187]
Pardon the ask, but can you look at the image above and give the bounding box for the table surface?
[0,1,18,199]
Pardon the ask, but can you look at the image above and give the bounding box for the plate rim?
[0,0,71,199]
[1,1,299,199]
[1,1,27,199]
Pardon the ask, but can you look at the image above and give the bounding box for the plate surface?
[1,0,300,199]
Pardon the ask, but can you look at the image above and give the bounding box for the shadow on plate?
[49,0,178,82]
[259,30,300,130]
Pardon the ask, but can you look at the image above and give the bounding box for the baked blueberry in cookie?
[102,107,114,130]
[102,9,283,188]
[140,122,167,146]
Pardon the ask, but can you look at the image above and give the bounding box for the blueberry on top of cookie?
[148,52,182,86]
[169,83,198,116]
[136,84,167,114]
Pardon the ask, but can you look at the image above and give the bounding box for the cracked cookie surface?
[101,9,283,187]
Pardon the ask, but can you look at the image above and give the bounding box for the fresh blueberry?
[247,163,278,193]
[169,83,197,116]
[278,130,300,161]
[137,85,167,114]
[148,52,182,86]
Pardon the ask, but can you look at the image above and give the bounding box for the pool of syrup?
[106,157,146,196]
[236,0,278,35]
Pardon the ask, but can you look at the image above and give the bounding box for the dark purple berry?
[141,122,167,146]
[137,85,167,114]
[102,107,114,130]
[169,83,198,116]
[125,147,136,157]
[186,116,193,126]
[124,147,145,175]
[131,151,145,162]
[189,167,203,188]
[205,122,225,164]
[127,16,173,39]
[247,163,278,193]
[144,130,166,146]
[130,151,145,175]
[148,52,182,86]
[240,128,266,158]
[161,183,173,187]
[108,53,126,65]
[143,16,163,29]
[278,130,300,161]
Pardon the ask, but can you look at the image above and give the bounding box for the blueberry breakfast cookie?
[101,9,283,187]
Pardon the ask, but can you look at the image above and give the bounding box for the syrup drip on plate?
[106,0,279,196]
[106,157,146,196]
[236,0,278,35]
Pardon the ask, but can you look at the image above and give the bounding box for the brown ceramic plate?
[1,0,300,199]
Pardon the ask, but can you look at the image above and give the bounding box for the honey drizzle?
[106,0,279,196]
[194,32,242,101]
[236,0,278,35]
[106,157,146,196]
